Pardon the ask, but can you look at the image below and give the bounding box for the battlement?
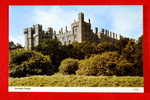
[24,12,124,49]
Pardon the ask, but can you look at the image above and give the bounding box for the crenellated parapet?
[24,24,56,49]
[24,12,125,49]
[94,27,123,40]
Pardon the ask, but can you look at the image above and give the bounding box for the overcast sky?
[9,6,143,46]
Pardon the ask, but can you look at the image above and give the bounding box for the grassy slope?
[9,74,144,87]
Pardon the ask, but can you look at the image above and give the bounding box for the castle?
[24,12,123,49]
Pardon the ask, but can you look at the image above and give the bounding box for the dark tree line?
[10,35,143,77]
[34,35,143,76]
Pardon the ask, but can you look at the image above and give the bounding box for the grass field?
[9,74,144,87]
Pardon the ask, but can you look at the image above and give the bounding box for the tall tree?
[115,37,129,54]
[135,35,143,76]
[122,39,136,63]
[35,39,63,70]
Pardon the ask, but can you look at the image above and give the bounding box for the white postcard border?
[9,87,144,93]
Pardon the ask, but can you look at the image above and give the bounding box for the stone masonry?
[24,12,123,49]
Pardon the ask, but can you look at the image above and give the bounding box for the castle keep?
[24,12,123,49]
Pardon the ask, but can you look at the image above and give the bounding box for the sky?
[9,6,143,46]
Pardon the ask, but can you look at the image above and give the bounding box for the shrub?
[35,39,64,70]
[93,51,120,76]
[76,52,120,76]
[10,49,33,65]
[116,59,134,76]
[76,58,97,76]
[10,50,54,77]
[97,42,117,54]
[59,58,79,75]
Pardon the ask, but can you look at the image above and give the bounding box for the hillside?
[9,74,143,87]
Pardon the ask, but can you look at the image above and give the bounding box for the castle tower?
[24,28,28,49]
[95,27,98,34]
[24,27,34,49]
[113,33,115,38]
[33,24,43,47]
[65,26,68,32]
[78,12,84,22]
[116,34,118,39]
[74,12,84,42]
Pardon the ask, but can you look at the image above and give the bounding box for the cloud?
[110,6,143,39]
[9,6,143,46]
[31,6,143,39]
[9,35,25,46]
[32,6,78,32]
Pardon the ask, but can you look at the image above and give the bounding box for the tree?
[35,39,64,70]
[76,52,120,76]
[59,58,79,75]
[78,41,98,58]
[122,39,136,63]
[134,35,143,76]
[116,57,134,76]
[61,44,84,60]
[115,37,129,54]
[10,50,54,77]
[9,41,23,50]
[71,41,98,59]
[97,42,117,54]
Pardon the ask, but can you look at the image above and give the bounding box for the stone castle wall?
[24,12,123,49]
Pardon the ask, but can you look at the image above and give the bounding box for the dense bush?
[122,39,136,63]
[10,49,54,77]
[59,58,79,75]
[35,39,64,69]
[97,42,117,53]
[76,52,120,76]
[24,35,142,76]
[76,58,97,76]
[134,35,143,76]
[116,58,134,76]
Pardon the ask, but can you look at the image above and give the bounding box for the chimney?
[95,27,98,34]
[66,26,68,32]
[89,19,91,23]
[78,12,84,22]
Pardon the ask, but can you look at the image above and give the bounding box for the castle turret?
[113,33,115,38]
[88,19,91,23]
[65,26,68,32]
[26,27,34,49]
[115,34,117,39]
[33,24,42,35]
[78,12,84,22]
[110,32,112,38]
[95,27,98,34]
[24,28,28,49]
[76,12,85,42]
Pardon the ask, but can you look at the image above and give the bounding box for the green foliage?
[59,58,79,75]
[115,37,129,54]
[10,49,32,65]
[35,38,65,70]
[77,52,120,76]
[61,44,85,59]
[116,58,134,76]
[122,39,136,63]
[71,41,98,58]
[20,36,142,77]
[9,75,144,87]
[10,50,54,77]
[134,35,143,76]
[9,42,23,50]
[97,42,117,53]
[76,58,97,76]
